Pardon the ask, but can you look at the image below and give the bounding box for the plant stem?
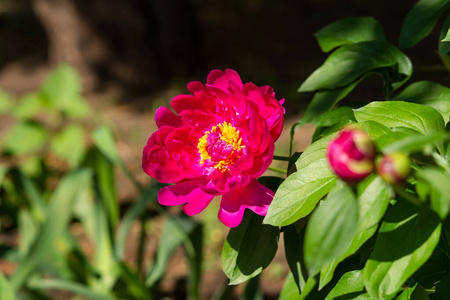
[268,166,287,174]
[273,155,290,161]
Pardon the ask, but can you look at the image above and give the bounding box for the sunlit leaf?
[416,167,450,219]
[11,94,46,119]
[354,101,446,153]
[10,169,92,290]
[41,64,81,110]
[4,121,47,155]
[265,134,338,226]
[324,270,367,300]
[393,81,450,115]
[0,90,12,114]
[0,274,15,300]
[319,175,391,288]
[363,200,441,300]
[50,124,86,167]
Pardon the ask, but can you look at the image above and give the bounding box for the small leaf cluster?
[221,1,450,299]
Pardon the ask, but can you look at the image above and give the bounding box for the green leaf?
[279,272,301,300]
[10,169,92,290]
[91,200,118,292]
[222,212,279,285]
[0,90,12,114]
[325,270,366,300]
[146,216,199,286]
[28,278,115,300]
[319,175,391,289]
[11,93,46,119]
[115,183,161,259]
[363,200,441,300]
[0,274,15,300]
[304,181,358,275]
[239,276,264,300]
[399,0,450,48]
[392,81,450,115]
[92,126,139,188]
[439,14,450,56]
[92,126,122,166]
[354,101,446,153]
[264,134,338,226]
[4,121,47,155]
[443,29,450,42]
[416,167,450,219]
[17,210,39,258]
[315,17,386,52]
[298,42,412,93]
[299,81,359,127]
[41,64,81,111]
[95,151,119,228]
[380,132,449,154]
[314,107,356,127]
[50,124,86,167]
[284,225,307,293]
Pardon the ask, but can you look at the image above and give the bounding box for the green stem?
[273,155,290,162]
[268,166,287,174]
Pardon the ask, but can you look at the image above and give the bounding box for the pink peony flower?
[142,69,285,227]
[327,127,376,181]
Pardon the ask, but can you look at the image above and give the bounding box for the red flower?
[142,69,285,227]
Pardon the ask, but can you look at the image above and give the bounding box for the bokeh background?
[0,0,448,298]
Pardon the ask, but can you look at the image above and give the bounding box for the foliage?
[0,65,203,299]
[249,0,450,299]
[1,0,450,299]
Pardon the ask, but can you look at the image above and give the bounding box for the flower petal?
[182,194,214,216]
[218,179,274,227]
[155,106,182,128]
[158,179,211,207]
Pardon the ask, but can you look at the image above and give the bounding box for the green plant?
[0,65,203,300]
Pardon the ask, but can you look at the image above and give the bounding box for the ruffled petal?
[182,194,214,215]
[155,106,182,128]
[158,179,211,207]
[218,179,274,227]
[206,69,243,92]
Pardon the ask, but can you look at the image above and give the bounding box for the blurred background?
[0,0,448,299]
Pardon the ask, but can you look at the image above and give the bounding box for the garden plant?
[1,0,450,299]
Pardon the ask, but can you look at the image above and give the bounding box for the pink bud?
[327,127,376,181]
[376,152,411,185]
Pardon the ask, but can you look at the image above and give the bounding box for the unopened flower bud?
[327,127,376,181]
[376,152,411,185]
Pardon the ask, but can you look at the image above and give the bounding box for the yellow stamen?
[197,122,244,171]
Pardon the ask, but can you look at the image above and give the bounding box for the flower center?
[198,122,244,171]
